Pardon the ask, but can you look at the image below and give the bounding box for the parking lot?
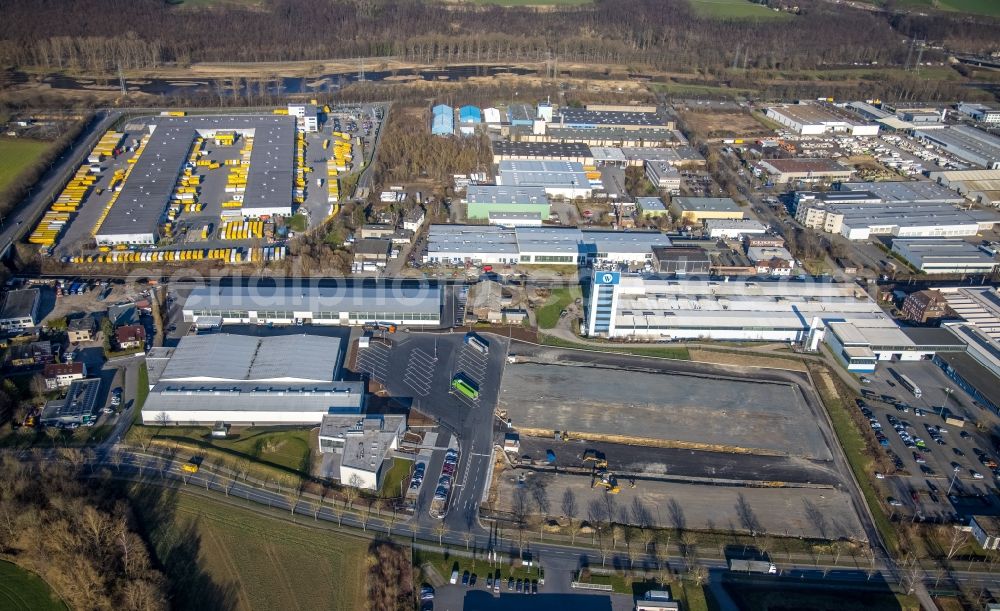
[859,360,1000,519]
[350,331,509,530]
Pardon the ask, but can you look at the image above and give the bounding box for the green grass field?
[464,0,593,5]
[689,0,792,19]
[379,457,413,498]
[0,138,50,194]
[144,425,314,473]
[133,488,368,611]
[0,561,68,611]
[540,335,691,360]
[535,287,581,329]
[863,0,1000,17]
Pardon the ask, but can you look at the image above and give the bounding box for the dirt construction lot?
[499,362,832,460]
[679,110,770,138]
[496,470,866,540]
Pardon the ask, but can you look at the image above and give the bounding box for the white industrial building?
[495,160,593,199]
[287,104,319,132]
[958,103,1000,124]
[488,211,543,227]
[0,288,40,332]
[765,102,879,137]
[182,282,442,327]
[141,334,365,426]
[319,413,406,491]
[424,225,669,265]
[704,219,767,239]
[890,238,998,274]
[937,287,1000,342]
[915,125,1000,170]
[795,201,996,240]
[928,169,1000,207]
[645,161,681,192]
[585,273,898,342]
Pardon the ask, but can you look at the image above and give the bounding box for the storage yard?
[28,104,382,266]
[499,362,832,459]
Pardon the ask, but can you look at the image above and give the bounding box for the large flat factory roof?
[98,115,296,239]
[492,141,592,158]
[916,125,1000,168]
[496,160,590,187]
[158,333,342,383]
[840,181,965,204]
[554,108,665,128]
[769,103,870,127]
[466,185,549,205]
[183,283,442,315]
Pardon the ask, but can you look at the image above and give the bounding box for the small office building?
[0,288,40,332]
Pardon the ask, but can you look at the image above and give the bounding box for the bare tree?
[109,446,124,473]
[435,521,447,545]
[561,488,578,543]
[45,426,61,448]
[944,525,971,560]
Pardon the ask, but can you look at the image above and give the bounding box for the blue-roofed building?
[431,104,454,136]
[460,106,482,123]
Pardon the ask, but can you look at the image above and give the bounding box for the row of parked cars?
[434,448,459,502]
[448,570,539,594]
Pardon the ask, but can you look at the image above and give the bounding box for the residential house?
[67,316,96,343]
[115,324,146,351]
[0,288,40,332]
[44,362,87,390]
[403,208,426,233]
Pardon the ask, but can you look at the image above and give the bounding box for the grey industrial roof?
[514,226,583,254]
[0,288,38,320]
[636,197,667,211]
[840,181,965,204]
[916,125,1000,167]
[354,238,391,256]
[184,284,442,315]
[99,115,296,238]
[672,197,741,213]
[466,185,549,205]
[145,380,365,413]
[555,108,665,128]
[892,239,997,267]
[159,334,342,383]
[427,225,519,255]
[544,126,674,141]
[496,160,590,188]
[41,378,100,421]
[581,230,671,254]
[492,141,592,158]
[936,351,1000,411]
[831,202,994,228]
[507,104,534,122]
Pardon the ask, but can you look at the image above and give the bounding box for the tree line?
[0,0,995,77]
[0,455,168,610]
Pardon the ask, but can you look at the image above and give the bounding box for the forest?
[0,455,168,610]
[0,0,996,77]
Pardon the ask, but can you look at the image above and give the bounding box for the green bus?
[451,376,479,399]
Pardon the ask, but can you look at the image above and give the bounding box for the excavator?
[582,449,608,469]
[591,470,620,494]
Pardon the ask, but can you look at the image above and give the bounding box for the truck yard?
[29,104,383,266]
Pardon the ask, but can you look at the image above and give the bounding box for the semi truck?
[728,559,777,574]
[465,333,489,355]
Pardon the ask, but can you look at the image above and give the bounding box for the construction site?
[488,346,867,540]
[29,104,376,266]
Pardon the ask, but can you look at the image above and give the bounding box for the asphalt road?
[0,110,120,258]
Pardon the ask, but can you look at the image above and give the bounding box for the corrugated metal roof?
[183,284,442,315]
[159,333,341,383]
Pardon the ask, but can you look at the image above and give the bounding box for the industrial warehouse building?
[0,288,40,332]
[431,104,454,136]
[319,413,407,491]
[142,334,365,425]
[181,283,442,327]
[636,197,669,217]
[957,103,1000,125]
[765,102,880,136]
[704,219,767,239]
[670,197,744,223]
[890,238,998,274]
[794,200,996,240]
[491,141,593,165]
[424,225,670,265]
[937,287,1000,342]
[465,185,550,220]
[585,273,899,344]
[495,160,593,198]
[757,158,854,184]
[928,169,1000,207]
[551,108,671,131]
[95,115,298,246]
[915,125,1000,170]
